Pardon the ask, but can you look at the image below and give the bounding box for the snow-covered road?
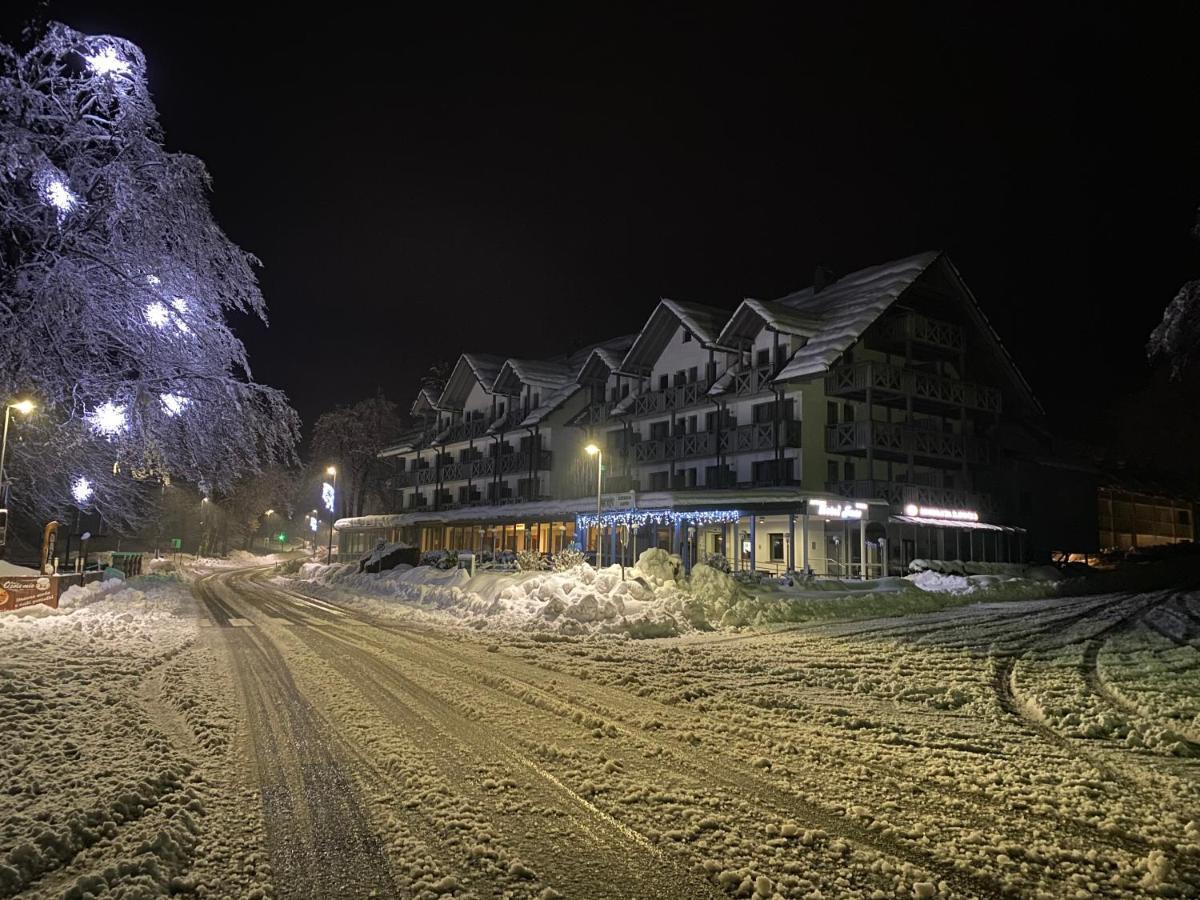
[5,569,1197,898]
[199,569,1197,898]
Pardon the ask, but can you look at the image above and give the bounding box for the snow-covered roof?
[517,381,585,428]
[409,386,442,417]
[773,251,941,381]
[717,298,823,346]
[620,298,733,374]
[493,358,575,395]
[378,425,428,458]
[436,353,506,410]
[574,334,638,383]
[892,514,1023,533]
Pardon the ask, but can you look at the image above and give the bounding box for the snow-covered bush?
[515,549,547,571]
[436,550,459,570]
[420,550,444,567]
[634,548,683,586]
[551,546,586,571]
[702,552,730,573]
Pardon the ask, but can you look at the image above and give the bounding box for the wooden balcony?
[875,311,965,357]
[390,450,552,486]
[825,421,991,467]
[826,479,993,515]
[825,361,1001,415]
[629,378,712,417]
[632,420,802,464]
[435,417,491,445]
[583,401,615,425]
[726,363,777,397]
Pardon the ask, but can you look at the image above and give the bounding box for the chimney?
[813,265,837,293]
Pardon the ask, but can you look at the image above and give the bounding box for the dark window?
[688,415,698,434]
[649,471,669,491]
[827,460,839,484]
[752,402,773,424]
[659,374,669,390]
[622,383,630,398]
[843,403,855,422]
[769,534,785,561]
[827,401,838,425]
[706,465,733,487]
[1180,510,1192,526]
[650,420,670,441]
[674,370,686,386]
[844,460,856,480]
[756,348,771,366]
[497,402,505,416]
[754,458,794,484]
[688,366,698,383]
[686,468,697,487]
[608,386,618,402]
[532,392,540,408]
[682,330,692,343]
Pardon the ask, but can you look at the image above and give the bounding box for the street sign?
[171,538,182,550]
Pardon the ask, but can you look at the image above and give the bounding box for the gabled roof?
[493,358,575,395]
[717,298,823,346]
[773,251,941,381]
[518,382,585,428]
[575,334,638,383]
[620,298,732,375]
[436,353,506,410]
[409,386,442,418]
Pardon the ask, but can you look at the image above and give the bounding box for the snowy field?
[0,575,270,898]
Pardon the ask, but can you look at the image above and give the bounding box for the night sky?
[8,2,1200,467]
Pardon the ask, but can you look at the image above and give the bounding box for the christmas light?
[309,515,319,532]
[146,274,161,286]
[35,170,80,220]
[159,393,189,416]
[322,481,335,513]
[71,476,93,504]
[84,47,131,77]
[576,508,742,529]
[171,298,188,313]
[144,301,169,328]
[87,401,127,438]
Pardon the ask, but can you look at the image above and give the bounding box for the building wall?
[1098,487,1195,550]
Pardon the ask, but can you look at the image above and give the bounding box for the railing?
[435,417,491,445]
[877,311,965,354]
[824,361,1001,414]
[826,479,993,515]
[632,420,802,464]
[630,378,712,417]
[583,401,615,425]
[825,421,991,466]
[727,363,777,397]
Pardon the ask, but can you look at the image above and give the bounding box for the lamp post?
[325,465,337,564]
[198,496,209,558]
[584,443,602,569]
[0,399,35,506]
[263,509,275,550]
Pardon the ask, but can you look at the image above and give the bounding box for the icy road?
[3,568,1197,898]
[185,567,1200,899]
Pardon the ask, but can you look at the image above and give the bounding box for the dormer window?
[682,330,692,343]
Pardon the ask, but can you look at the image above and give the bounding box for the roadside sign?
[171,538,182,550]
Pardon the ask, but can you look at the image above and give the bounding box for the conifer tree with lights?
[0,23,298,532]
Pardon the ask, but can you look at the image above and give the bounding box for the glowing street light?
[1,398,36,505]
[584,443,602,569]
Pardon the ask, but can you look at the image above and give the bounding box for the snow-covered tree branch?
[0,23,299,534]
[1148,211,1200,376]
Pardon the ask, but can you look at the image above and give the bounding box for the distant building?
[1098,483,1195,551]
[336,251,1095,574]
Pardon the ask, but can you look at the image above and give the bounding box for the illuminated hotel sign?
[814,501,867,519]
[903,504,979,522]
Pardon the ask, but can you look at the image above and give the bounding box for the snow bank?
[295,546,1061,636]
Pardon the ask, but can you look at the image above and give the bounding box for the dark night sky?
[8,2,1200,460]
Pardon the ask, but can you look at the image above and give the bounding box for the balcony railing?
[583,401,615,425]
[629,378,712,417]
[435,417,491,445]
[632,420,802,464]
[825,361,1001,414]
[825,420,991,467]
[726,363,777,397]
[826,479,993,516]
[877,311,965,355]
[388,449,553,487]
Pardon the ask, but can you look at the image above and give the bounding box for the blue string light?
[576,508,742,528]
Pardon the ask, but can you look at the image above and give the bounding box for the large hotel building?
[334,251,1098,576]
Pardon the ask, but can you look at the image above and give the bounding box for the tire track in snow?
[279,616,721,900]
[313,611,1007,898]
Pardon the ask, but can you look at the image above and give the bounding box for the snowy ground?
[5,560,1198,898]
[0,575,270,898]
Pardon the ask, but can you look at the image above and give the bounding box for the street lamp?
[198,496,209,558]
[585,443,602,569]
[324,465,337,564]
[1,398,35,498]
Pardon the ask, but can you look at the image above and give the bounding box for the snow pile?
[0,560,39,576]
